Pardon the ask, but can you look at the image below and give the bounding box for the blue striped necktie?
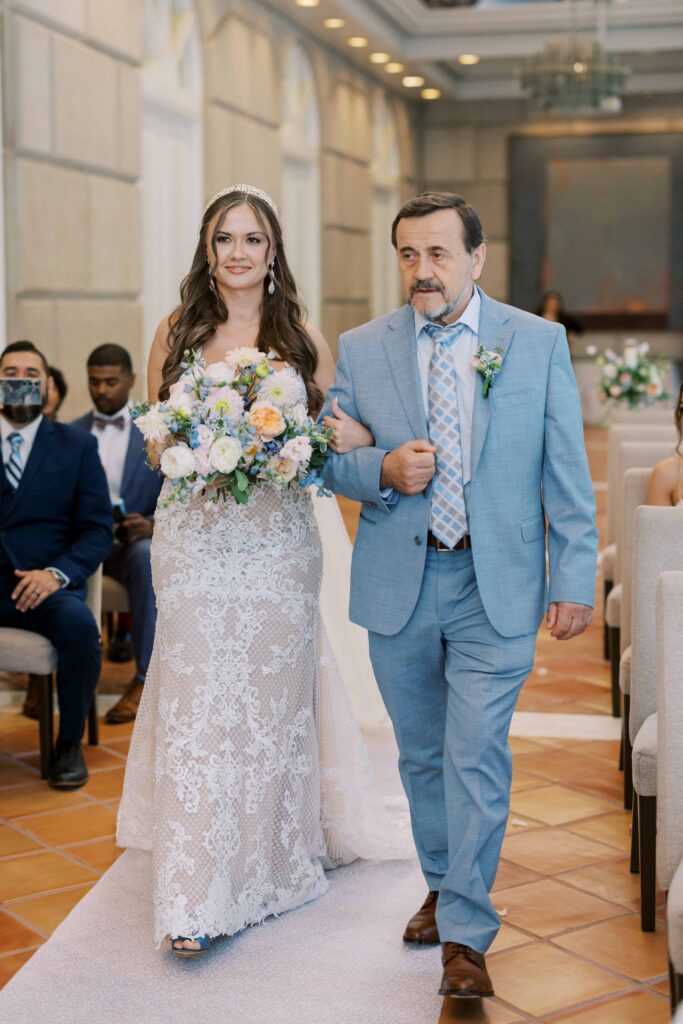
[5,432,24,491]
[424,322,468,549]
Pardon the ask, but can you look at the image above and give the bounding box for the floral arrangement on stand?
[590,340,669,412]
[132,348,332,507]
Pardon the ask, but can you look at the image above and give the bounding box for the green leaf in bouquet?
[230,479,249,504]
[235,468,249,492]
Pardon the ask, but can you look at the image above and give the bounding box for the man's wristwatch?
[45,567,70,589]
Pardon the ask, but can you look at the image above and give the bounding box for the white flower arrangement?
[471,344,504,397]
[131,349,332,506]
[595,340,668,411]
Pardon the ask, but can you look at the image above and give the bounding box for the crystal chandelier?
[521,2,629,114]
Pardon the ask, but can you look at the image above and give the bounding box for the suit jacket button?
[414,535,422,546]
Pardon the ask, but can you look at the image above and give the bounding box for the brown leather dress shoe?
[22,676,40,720]
[403,890,440,944]
[439,942,494,998]
[105,678,144,724]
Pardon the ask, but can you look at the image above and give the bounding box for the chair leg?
[603,578,613,660]
[609,626,621,717]
[36,673,54,780]
[619,714,624,771]
[630,796,639,874]
[623,695,632,810]
[638,794,657,932]
[87,695,99,747]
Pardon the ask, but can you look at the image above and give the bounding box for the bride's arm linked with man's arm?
[320,335,435,506]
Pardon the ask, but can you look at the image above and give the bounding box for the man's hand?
[546,602,592,640]
[12,569,61,612]
[380,440,436,495]
[122,513,154,544]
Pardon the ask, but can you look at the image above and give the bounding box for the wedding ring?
[33,589,40,597]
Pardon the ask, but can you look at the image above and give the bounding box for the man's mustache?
[410,280,444,295]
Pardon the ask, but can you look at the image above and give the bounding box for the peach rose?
[248,400,285,438]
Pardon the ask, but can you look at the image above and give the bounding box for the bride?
[116,184,408,955]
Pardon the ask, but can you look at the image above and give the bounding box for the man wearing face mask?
[0,341,112,788]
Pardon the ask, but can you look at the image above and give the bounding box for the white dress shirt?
[1,413,44,471]
[414,286,481,486]
[91,404,131,505]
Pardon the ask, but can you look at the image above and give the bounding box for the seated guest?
[73,344,162,723]
[0,341,112,788]
[44,366,68,421]
[536,289,584,349]
[646,384,683,506]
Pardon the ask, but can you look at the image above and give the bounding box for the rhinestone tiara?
[204,184,278,217]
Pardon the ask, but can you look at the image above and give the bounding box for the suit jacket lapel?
[470,290,515,480]
[382,305,429,440]
[6,418,57,518]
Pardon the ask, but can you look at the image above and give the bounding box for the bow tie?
[94,415,125,431]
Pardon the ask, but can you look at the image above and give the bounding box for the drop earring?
[267,262,276,296]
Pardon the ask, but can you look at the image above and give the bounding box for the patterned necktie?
[424,322,468,549]
[5,431,24,491]
[94,415,125,431]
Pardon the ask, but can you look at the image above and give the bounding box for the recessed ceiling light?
[295,0,319,6]
[347,36,368,48]
[421,88,441,100]
[385,62,405,74]
[402,76,425,88]
[323,17,345,28]
[369,52,391,64]
[458,54,480,66]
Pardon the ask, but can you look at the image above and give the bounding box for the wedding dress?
[117,470,410,948]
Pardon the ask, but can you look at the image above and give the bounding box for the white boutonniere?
[471,345,504,398]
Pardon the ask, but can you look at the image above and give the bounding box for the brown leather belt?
[426,532,471,552]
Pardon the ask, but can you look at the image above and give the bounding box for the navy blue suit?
[72,412,162,680]
[0,417,113,740]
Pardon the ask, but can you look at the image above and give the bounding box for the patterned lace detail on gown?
[117,476,411,947]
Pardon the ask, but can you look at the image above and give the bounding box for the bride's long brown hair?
[160,190,322,414]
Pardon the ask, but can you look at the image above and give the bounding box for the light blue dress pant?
[368,547,537,953]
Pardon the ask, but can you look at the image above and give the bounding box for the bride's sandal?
[171,935,212,957]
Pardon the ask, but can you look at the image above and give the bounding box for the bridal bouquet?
[131,348,332,507]
[591,340,668,411]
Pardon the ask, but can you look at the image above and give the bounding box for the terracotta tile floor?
[0,426,673,1020]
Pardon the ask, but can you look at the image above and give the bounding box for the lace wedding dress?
[117,476,410,948]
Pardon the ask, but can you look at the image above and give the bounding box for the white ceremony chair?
[0,567,102,778]
[629,508,683,930]
[655,571,683,1013]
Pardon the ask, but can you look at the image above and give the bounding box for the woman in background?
[646,384,683,506]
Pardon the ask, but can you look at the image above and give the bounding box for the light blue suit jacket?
[321,289,598,638]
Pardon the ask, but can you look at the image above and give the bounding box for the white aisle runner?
[0,849,441,1024]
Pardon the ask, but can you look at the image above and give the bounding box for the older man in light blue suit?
[321,192,597,1000]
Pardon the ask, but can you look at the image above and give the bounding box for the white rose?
[585,345,598,357]
[604,349,617,362]
[288,403,308,427]
[623,347,638,369]
[638,342,650,355]
[134,407,170,443]
[209,435,242,474]
[204,361,234,384]
[603,364,618,379]
[166,388,194,414]
[281,436,313,465]
[160,444,196,479]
